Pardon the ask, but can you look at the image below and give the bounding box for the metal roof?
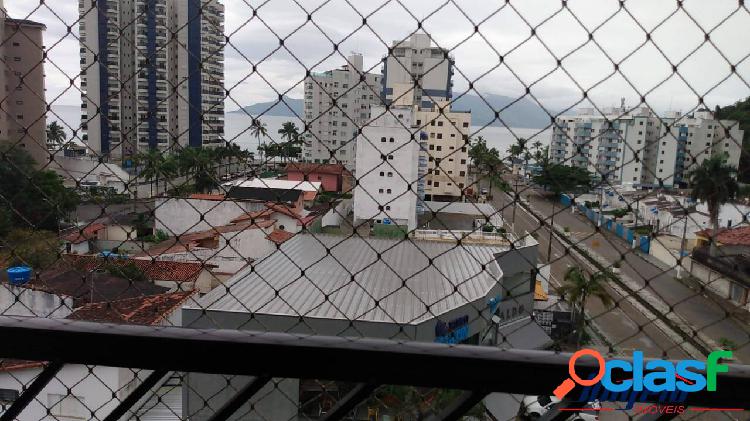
[193,234,508,324]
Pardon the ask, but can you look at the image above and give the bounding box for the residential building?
[659,109,743,187]
[183,232,540,420]
[550,106,744,189]
[353,106,419,231]
[416,100,471,200]
[381,33,453,107]
[690,225,750,311]
[79,0,224,162]
[223,177,322,204]
[0,1,47,165]
[285,162,353,193]
[302,54,381,167]
[550,106,661,187]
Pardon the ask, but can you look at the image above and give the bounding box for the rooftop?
[285,163,349,176]
[25,269,169,308]
[64,254,206,283]
[62,223,106,244]
[191,234,508,324]
[226,186,302,203]
[695,225,750,246]
[67,291,195,325]
[4,18,46,29]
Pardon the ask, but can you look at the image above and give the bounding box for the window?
[0,388,18,404]
[387,172,393,177]
[389,137,395,143]
[416,120,421,125]
[378,188,384,193]
[462,122,469,128]
[459,171,466,176]
[379,171,385,176]
[434,170,440,175]
[436,146,442,151]
[434,182,440,187]
[429,145,434,150]
[437,133,442,139]
[48,394,87,419]
[13,57,20,62]
[387,189,391,194]
[385,206,391,210]
[11,42,19,47]
[437,121,443,126]
[427,180,432,185]
[387,155,393,160]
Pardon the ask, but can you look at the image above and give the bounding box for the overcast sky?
[6,0,750,114]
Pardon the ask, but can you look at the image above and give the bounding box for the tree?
[250,119,268,163]
[558,266,612,346]
[533,163,593,196]
[136,149,177,196]
[688,155,739,256]
[3,229,61,271]
[714,97,750,183]
[0,142,78,231]
[277,121,302,163]
[46,121,67,149]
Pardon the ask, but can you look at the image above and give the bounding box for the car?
[521,395,600,420]
[480,188,489,195]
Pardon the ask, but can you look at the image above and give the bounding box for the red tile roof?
[67,291,194,325]
[230,209,275,223]
[286,162,348,175]
[189,193,226,201]
[0,359,46,372]
[266,229,295,244]
[64,254,205,283]
[695,225,750,246]
[62,223,106,244]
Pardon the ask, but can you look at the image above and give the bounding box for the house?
[0,291,193,420]
[137,219,280,279]
[230,202,319,234]
[154,196,267,236]
[61,223,106,254]
[223,178,322,204]
[226,185,305,208]
[285,162,352,193]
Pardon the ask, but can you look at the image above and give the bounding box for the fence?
[0,0,749,420]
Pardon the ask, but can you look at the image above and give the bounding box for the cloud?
[5,0,749,115]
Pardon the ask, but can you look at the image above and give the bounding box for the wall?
[154,198,264,236]
[321,199,351,227]
[0,285,73,318]
[287,171,339,192]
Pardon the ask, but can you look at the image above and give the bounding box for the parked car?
[521,395,600,420]
[480,187,489,195]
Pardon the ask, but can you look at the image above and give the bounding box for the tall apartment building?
[550,106,662,187]
[0,1,47,165]
[381,33,453,107]
[416,100,471,200]
[550,107,744,189]
[79,0,224,163]
[659,109,743,187]
[354,106,419,231]
[302,54,380,168]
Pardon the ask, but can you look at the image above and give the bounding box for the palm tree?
[507,137,527,226]
[278,121,301,163]
[558,266,613,346]
[46,122,67,149]
[250,119,268,163]
[689,155,739,256]
[136,149,176,197]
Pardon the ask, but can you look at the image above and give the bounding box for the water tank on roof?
[7,266,31,285]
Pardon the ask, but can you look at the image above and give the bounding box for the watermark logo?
[552,349,739,413]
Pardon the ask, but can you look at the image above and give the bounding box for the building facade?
[551,107,744,189]
[353,106,419,231]
[302,54,381,168]
[381,33,453,108]
[79,0,224,163]
[0,1,47,165]
[416,100,470,200]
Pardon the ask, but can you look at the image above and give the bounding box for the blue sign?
[382,218,391,225]
[434,315,469,344]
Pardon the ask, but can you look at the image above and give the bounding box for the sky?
[5,0,750,115]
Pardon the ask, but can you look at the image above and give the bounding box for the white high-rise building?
[381,33,453,107]
[550,106,662,187]
[354,106,419,231]
[302,54,381,168]
[550,106,744,189]
[79,0,224,163]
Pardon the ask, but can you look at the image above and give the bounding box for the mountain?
[232,93,552,129]
[451,93,552,129]
[231,96,303,118]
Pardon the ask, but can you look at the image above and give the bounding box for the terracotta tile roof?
[266,229,295,244]
[695,225,750,246]
[137,220,277,257]
[26,269,169,308]
[62,223,106,244]
[230,209,275,223]
[285,162,348,176]
[265,202,302,218]
[67,291,194,325]
[189,193,226,201]
[64,254,205,283]
[0,359,46,372]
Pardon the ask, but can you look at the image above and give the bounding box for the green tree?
[0,142,79,231]
[4,229,61,271]
[533,163,593,196]
[558,266,613,346]
[277,121,302,163]
[688,155,739,256]
[176,148,218,193]
[136,149,177,196]
[46,121,67,149]
[250,119,268,163]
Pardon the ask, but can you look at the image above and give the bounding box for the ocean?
[49,105,551,158]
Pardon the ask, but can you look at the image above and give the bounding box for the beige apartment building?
[0,1,47,165]
[416,100,470,200]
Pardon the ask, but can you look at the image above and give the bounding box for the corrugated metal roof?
[193,234,508,324]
